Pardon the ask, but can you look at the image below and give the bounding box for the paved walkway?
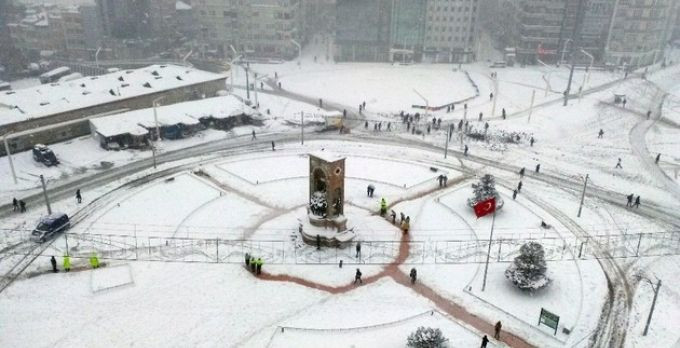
[255,224,535,348]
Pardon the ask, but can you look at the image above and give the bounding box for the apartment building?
[193,0,302,59]
[423,0,479,63]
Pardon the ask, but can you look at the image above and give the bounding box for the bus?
[58,72,83,82]
[39,67,71,84]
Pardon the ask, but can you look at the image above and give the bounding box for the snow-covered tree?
[407,326,448,348]
[309,191,327,216]
[467,174,504,210]
[505,242,550,291]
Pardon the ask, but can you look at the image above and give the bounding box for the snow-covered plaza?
[1,45,680,348]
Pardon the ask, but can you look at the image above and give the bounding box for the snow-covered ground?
[1,41,679,348]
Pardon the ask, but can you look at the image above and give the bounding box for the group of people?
[480,321,503,347]
[387,210,411,234]
[437,175,449,188]
[49,255,72,273]
[626,194,641,208]
[245,253,264,275]
[11,197,27,213]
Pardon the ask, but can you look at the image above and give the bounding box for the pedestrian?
[622,99,627,108]
[76,189,82,204]
[256,258,263,275]
[362,101,366,109]
[245,252,250,266]
[89,253,99,269]
[481,335,489,348]
[530,137,535,147]
[250,256,257,273]
[274,72,278,79]
[20,200,26,213]
[519,167,525,177]
[399,212,405,224]
[402,216,410,234]
[387,122,391,131]
[367,184,375,197]
[374,123,378,131]
[489,92,494,100]
[479,112,483,121]
[251,130,256,140]
[380,198,387,216]
[494,321,502,339]
[502,108,506,120]
[319,98,323,107]
[647,110,652,119]
[271,141,276,151]
[407,122,411,131]
[535,164,540,173]
[427,125,431,134]
[437,118,442,129]
[390,210,396,224]
[626,193,634,207]
[354,268,363,284]
[598,129,604,139]
[512,189,518,200]
[458,119,463,131]
[278,81,282,89]
[634,195,640,208]
[50,256,57,273]
[464,145,469,156]
[63,255,71,272]
[409,268,417,284]
[356,241,361,258]
[517,181,523,192]
[260,81,264,90]
[615,158,622,169]
[365,121,369,129]
[655,153,661,164]
[316,234,321,250]
[339,259,343,268]
[12,197,18,212]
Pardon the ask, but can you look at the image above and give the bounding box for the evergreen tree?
[467,174,504,210]
[505,242,550,291]
[406,326,448,348]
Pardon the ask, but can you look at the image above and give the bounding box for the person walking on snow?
[535,164,541,173]
[245,252,250,266]
[615,158,622,169]
[479,112,483,121]
[409,268,417,284]
[655,153,661,164]
[355,242,361,258]
[519,167,525,177]
[502,108,506,120]
[63,255,71,272]
[390,210,397,224]
[256,258,263,275]
[251,130,256,140]
[50,256,57,273]
[598,129,604,138]
[626,194,634,207]
[271,141,276,151]
[354,268,363,284]
[530,137,535,147]
[634,196,641,208]
[480,335,489,348]
[367,184,375,197]
[12,198,18,212]
[494,321,502,339]
[380,198,387,216]
[517,181,523,193]
[512,189,518,200]
[250,256,257,273]
[76,189,82,204]
[464,145,469,157]
[20,200,26,213]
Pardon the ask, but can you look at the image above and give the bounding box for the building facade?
[423,0,479,63]
[605,0,678,66]
[334,0,392,62]
[193,0,302,59]
[390,0,426,63]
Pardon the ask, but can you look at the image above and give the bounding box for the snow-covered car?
[30,213,70,243]
[32,144,59,166]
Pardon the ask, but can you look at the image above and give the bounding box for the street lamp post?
[152,96,165,141]
[3,134,17,184]
[636,274,662,336]
[413,89,429,121]
[39,174,52,215]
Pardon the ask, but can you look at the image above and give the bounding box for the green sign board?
[538,308,560,335]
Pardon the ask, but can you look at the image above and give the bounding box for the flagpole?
[481,209,496,292]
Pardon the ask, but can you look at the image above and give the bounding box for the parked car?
[30,213,70,243]
[32,144,59,166]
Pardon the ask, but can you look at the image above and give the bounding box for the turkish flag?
[473,197,496,218]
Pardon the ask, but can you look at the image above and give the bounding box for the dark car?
[32,144,59,166]
[30,213,70,243]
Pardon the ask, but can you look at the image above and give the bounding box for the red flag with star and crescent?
[473,197,496,218]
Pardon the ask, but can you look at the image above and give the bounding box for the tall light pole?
[636,273,662,336]
[39,174,52,215]
[413,89,429,120]
[229,54,242,92]
[152,96,165,141]
[95,47,102,68]
[577,174,589,217]
[3,134,17,184]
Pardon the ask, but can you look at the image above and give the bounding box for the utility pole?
[39,174,52,215]
[152,96,165,142]
[253,72,259,106]
[245,66,250,100]
[300,111,304,145]
[490,75,498,117]
[444,127,450,159]
[528,90,536,123]
[643,278,661,336]
[563,0,586,106]
[577,174,589,217]
[3,134,17,184]
[481,209,497,292]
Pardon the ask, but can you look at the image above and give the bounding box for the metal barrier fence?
[2,229,679,265]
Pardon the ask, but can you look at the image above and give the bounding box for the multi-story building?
[390,0,426,63]
[334,0,392,62]
[423,0,479,63]
[604,0,678,67]
[514,0,567,64]
[96,0,150,39]
[193,0,302,59]
[8,3,102,61]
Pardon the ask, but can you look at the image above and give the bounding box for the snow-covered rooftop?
[176,1,191,10]
[90,95,255,138]
[310,151,345,163]
[0,64,226,127]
